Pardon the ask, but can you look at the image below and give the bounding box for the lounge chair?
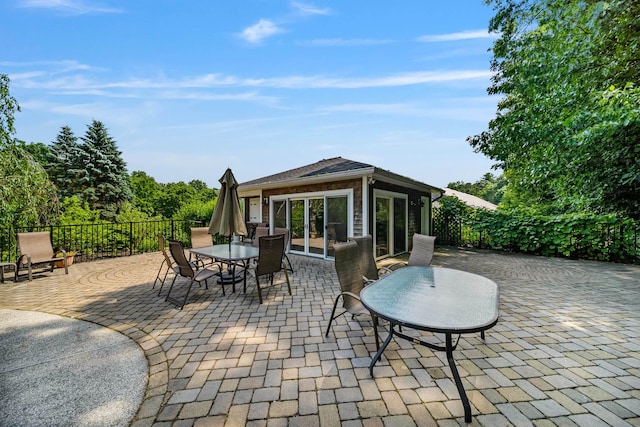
[253,234,291,304]
[15,231,68,281]
[325,240,380,350]
[165,239,221,309]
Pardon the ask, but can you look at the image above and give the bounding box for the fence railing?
[0,219,226,264]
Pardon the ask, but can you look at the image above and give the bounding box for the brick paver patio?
[1,247,639,426]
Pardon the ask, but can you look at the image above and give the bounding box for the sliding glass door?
[278,193,350,258]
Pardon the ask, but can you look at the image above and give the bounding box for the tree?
[130,171,162,216]
[0,74,20,148]
[0,75,59,231]
[46,126,86,200]
[470,0,640,217]
[78,120,133,220]
[448,173,506,205]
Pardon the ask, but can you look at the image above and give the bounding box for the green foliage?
[0,146,60,232]
[472,0,640,218]
[0,74,20,148]
[175,199,216,224]
[468,208,638,262]
[448,173,506,205]
[78,120,133,220]
[46,126,86,200]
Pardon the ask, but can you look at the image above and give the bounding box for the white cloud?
[17,0,123,15]
[416,30,498,42]
[239,19,284,44]
[290,1,331,16]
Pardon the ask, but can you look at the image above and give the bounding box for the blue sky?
[2,0,499,188]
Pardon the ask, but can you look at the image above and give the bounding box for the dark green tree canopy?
[470,0,640,217]
[78,120,133,220]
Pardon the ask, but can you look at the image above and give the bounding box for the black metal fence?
[0,219,222,264]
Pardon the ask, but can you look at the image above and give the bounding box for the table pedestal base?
[369,323,472,423]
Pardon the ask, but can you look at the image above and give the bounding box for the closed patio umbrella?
[209,168,248,248]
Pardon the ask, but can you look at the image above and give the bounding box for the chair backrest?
[17,232,55,263]
[158,234,173,268]
[168,239,195,279]
[350,235,378,281]
[252,226,270,248]
[333,240,365,311]
[273,227,290,249]
[190,227,213,249]
[256,234,285,276]
[407,234,436,266]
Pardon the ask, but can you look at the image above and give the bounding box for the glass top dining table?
[189,244,259,290]
[360,266,499,423]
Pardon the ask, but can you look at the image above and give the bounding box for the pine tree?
[79,120,132,220]
[46,126,85,200]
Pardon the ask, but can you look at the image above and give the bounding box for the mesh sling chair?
[407,234,436,267]
[154,234,201,295]
[165,239,221,309]
[325,240,380,350]
[154,234,179,292]
[273,227,294,273]
[350,235,403,284]
[190,227,215,267]
[15,231,68,281]
[253,234,292,304]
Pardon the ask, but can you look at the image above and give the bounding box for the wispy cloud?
[298,38,394,47]
[416,30,498,42]
[239,19,285,44]
[17,0,123,15]
[290,1,331,16]
[12,67,491,92]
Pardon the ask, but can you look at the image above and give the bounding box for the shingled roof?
[239,157,443,194]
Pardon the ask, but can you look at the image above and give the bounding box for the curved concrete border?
[0,309,169,426]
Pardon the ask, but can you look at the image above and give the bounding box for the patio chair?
[325,240,380,350]
[252,234,291,304]
[351,235,402,284]
[154,234,177,292]
[190,227,214,267]
[165,239,221,309]
[273,227,294,272]
[15,231,68,281]
[154,233,200,295]
[251,226,270,248]
[407,234,436,267]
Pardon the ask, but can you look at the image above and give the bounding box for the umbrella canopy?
[209,168,248,239]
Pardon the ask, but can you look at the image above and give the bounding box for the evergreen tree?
[46,126,85,200]
[79,120,132,220]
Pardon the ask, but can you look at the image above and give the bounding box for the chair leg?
[372,314,380,351]
[161,275,177,297]
[284,254,294,273]
[256,276,264,304]
[153,262,166,289]
[325,295,343,337]
[284,268,291,295]
[481,331,486,340]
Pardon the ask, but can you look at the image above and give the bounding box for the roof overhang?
[238,167,443,197]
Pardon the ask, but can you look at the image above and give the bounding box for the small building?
[238,157,443,260]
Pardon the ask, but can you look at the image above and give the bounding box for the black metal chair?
[165,239,221,309]
[253,234,291,304]
[325,240,380,350]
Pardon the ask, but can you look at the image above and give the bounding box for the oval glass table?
[360,266,500,423]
